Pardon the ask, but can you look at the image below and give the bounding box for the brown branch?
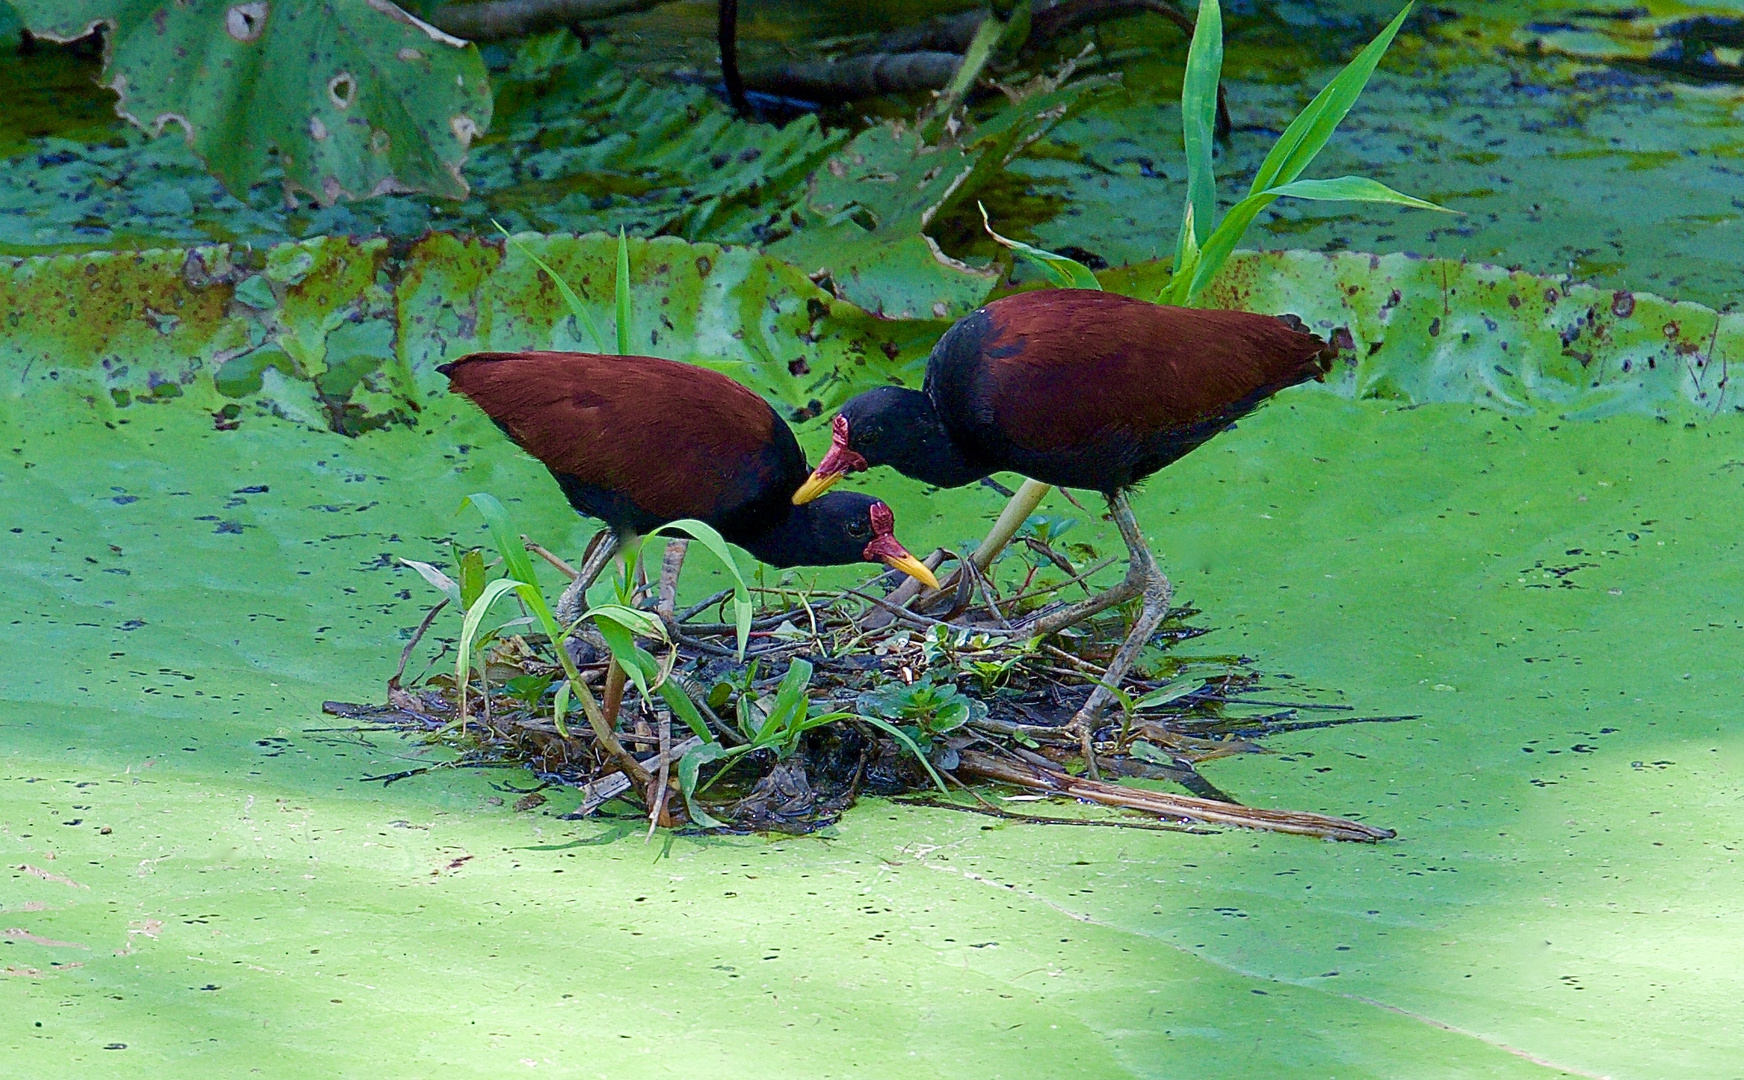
[742,51,965,103]
[428,0,668,42]
[955,749,1395,842]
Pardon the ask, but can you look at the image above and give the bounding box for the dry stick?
[390,599,449,692]
[956,750,1393,842]
[647,710,672,839]
[521,532,649,788]
[523,537,577,579]
[898,795,1211,834]
[857,549,950,629]
[717,0,749,116]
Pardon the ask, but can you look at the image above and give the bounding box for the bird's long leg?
[1064,490,1173,755]
[654,538,690,636]
[1018,491,1157,638]
[969,478,1053,575]
[555,529,621,628]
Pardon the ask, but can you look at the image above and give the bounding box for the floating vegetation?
[326,507,1406,842]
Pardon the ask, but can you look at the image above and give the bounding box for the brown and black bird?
[792,289,1334,731]
[441,350,939,617]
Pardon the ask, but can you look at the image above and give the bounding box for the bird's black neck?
[732,498,854,568]
[850,387,988,489]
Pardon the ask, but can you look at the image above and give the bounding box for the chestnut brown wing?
[439,351,803,532]
[942,290,1332,455]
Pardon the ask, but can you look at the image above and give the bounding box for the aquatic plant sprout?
[986,2,1449,305]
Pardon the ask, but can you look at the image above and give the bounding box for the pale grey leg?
[555,529,620,628]
[1060,490,1173,738]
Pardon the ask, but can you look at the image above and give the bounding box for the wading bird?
[441,351,939,620]
[791,289,1334,738]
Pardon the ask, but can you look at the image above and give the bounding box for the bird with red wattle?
[791,289,1336,741]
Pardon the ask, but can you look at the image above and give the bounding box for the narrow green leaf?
[657,680,713,743]
[461,492,541,590]
[1134,680,1208,710]
[492,221,606,351]
[553,680,572,737]
[647,519,755,658]
[1249,3,1415,196]
[457,548,486,610]
[456,578,536,700]
[397,557,461,607]
[615,226,631,358]
[858,716,953,797]
[1260,175,1452,213]
[1184,176,1449,304]
[1178,0,1223,260]
[978,202,1101,290]
[677,742,740,828]
[935,12,1008,121]
[584,603,669,643]
[1162,200,1202,306]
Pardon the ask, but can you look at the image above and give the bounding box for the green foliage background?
[2,2,1742,1076]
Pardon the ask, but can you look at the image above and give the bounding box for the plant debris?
[326,531,1406,842]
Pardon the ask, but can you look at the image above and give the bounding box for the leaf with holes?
[11,0,492,204]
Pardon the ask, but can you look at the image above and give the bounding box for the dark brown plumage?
[789,289,1335,741]
[438,350,936,585]
[795,290,1334,497]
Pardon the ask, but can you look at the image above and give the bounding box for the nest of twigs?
[325,538,1406,842]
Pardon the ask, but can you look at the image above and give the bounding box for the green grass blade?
[396,557,461,606]
[1248,2,1414,195]
[657,680,713,742]
[1183,175,1448,303]
[1161,200,1202,305]
[647,519,754,658]
[491,219,606,351]
[1261,175,1452,212]
[677,741,738,827]
[1176,0,1223,263]
[615,226,631,357]
[978,202,1101,290]
[936,12,1005,118]
[1133,679,1207,710]
[858,715,952,797]
[461,492,541,591]
[455,577,534,702]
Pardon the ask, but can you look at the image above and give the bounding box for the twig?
[894,795,1213,833]
[677,588,734,624]
[955,749,1395,842]
[841,586,956,629]
[567,736,702,818]
[524,537,578,580]
[391,599,449,690]
[718,0,749,116]
[647,711,672,839]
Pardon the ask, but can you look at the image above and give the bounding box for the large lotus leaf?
[769,80,1109,320]
[5,238,1737,435]
[11,0,492,204]
[2,377,1741,1076]
[1101,249,1742,420]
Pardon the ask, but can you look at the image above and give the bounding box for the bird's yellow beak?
[793,415,866,505]
[861,502,939,590]
[880,550,941,591]
[790,467,843,506]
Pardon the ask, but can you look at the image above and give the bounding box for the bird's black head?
[744,491,939,589]
[790,386,982,502]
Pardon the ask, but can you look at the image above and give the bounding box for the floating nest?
[325,537,1407,842]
